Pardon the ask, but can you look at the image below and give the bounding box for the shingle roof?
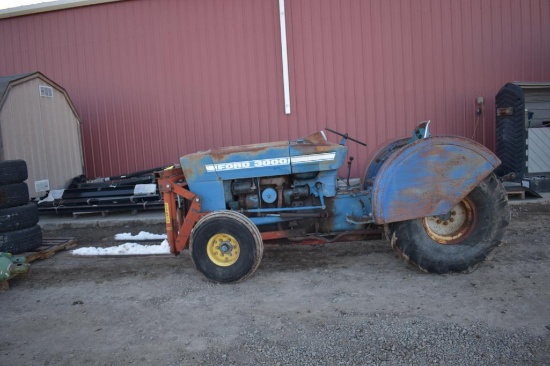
[0,72,36,101]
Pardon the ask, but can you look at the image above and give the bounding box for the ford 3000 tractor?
[157,122,510,282]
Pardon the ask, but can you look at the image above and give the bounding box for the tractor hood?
[180,131,348,182]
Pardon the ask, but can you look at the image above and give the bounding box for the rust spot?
[209,142,286,160]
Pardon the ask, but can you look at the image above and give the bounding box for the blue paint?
[246,205,324,213]
[372,136,500,224]
[247,184,326,213]
[289,139,347,174]
[294,171,339,197]
[261,188,277,203]
[326,191,373,231]
[250,216,290,226]
[180,132,347,213]
[192,180,226,211]
[177,127,501,236]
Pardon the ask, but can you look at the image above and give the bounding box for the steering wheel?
[325,128,367,146]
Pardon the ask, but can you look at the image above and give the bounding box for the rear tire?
[0,225,43,254]
[190,211,263,283]
[390,174,510,273]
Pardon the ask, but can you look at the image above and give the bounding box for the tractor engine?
[226,176,313,211]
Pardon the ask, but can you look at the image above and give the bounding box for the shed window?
[39,85,53,98]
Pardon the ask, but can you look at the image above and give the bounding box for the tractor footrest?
[346,214,374,224]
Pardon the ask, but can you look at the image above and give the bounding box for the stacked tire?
[0,160,42,254]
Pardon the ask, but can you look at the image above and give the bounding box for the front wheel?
[390,174,510,274]
[190,211,263,283]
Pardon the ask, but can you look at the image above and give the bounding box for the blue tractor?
[158,122,510,282]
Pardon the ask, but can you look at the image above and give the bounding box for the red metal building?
[1,0,549,178]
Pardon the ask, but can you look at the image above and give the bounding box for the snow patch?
[114,231,167,240]
[72,240,170,256]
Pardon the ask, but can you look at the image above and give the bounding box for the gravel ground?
[0,202,549,365]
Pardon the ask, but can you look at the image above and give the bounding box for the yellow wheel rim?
[207,233,240,267]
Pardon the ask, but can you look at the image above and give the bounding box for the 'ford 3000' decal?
[205,152,336,172]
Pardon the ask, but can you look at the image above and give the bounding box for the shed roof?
[0,71,80,121]
[511,82,550,89]
[0,72,36,98]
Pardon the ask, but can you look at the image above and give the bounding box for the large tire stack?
[495,83,527,179]
[0,160,42,254]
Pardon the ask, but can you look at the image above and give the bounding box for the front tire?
[190,211,263,283]
[391,174,510,274]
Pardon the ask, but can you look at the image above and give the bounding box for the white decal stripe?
[205,157,290,172]
[291,152,336,164]
[204,152,336,172]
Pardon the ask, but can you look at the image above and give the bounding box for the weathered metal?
[162,127,502,247]
[180,132,348,212]
[422,197,477,245]
[364,138,409,188]
[156,167,205,254]
[0,253,29,282]
[371,136,500,224]
[158,123,508,282]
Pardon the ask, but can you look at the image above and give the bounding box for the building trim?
[0,0,123,19]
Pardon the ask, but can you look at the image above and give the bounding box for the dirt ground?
[1,202,549,365]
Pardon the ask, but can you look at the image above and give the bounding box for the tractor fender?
[363,137,409,189]
[371,136,501,224]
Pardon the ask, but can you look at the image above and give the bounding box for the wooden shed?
[0,72,84,198]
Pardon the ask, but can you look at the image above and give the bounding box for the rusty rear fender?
[371,136,501,224]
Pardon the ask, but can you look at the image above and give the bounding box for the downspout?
[278,0,291,114]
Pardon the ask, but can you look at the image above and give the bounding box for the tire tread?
[0,160,28,185]
[391,174,510,274]
[0,225,42,254]
[0,183,30,209]
[190,210,263,283]
[0,202,39,233]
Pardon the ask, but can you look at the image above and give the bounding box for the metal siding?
[525,89,550,127]
[527,128,550,174]
[0,0,548,179]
